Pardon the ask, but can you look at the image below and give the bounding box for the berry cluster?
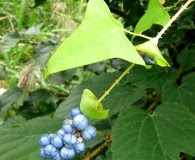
[38,108,96,160]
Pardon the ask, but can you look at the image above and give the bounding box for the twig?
[98,63,135,103]
[124,29,152,40]
[146,95,161,112]
[153,0,195,45]
[165,0,183,11]
[84,135,112,160]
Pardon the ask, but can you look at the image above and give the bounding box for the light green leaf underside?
[0,117,63,160]
[112,105,195,160]
[47,0,145,75]
[135,41,170,67]
[80,89,109,120]
[134,0,170,35]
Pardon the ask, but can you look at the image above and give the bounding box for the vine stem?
[98,63,135,103]
[153,0,194,45]
[124,29,152,40]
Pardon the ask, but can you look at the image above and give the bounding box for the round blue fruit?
[39,148,47,159]
[39,134,50,146]
[81,126,96,141]
[62,122,75,134]
[52,151,62,160]
[70,108,81,117]
[73,114,88,130]
[63,133,77,145]
[60,147,75,160]
[51,135,64,149]
[73,142,85,153]
[143,54,156,65]
[44,144,58,158]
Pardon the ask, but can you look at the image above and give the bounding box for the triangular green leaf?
[134,0,170,35]
[47,0,145,75]
[135,41,170,67]
[0,117,63,160]
[80,89,109,120]
[112,105,195,160]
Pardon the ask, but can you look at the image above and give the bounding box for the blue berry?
[70,108,81,117]
[143,54,156,65]
[81,126,96,141]
[44,144,58,158]
[60,147,75,160]
[52,152,62,160]
[73,142,85,153]
[62,120,75,134]
[63,133,77,145]
[39,134,50,146]
[73,114,88,130]
[57,129,66,136]
[39,148,47,159]
[51,135,63,149]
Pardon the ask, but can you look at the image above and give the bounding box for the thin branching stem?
[124,29,152,40]
[153,0,194,45]
[98,63,135,103]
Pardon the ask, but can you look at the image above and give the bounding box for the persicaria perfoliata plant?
[38,108,96,160]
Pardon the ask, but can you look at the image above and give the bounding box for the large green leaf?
[133,0,170,35]
[112,104,195,160]
[0,117,63,160]
[54,72,144,119]
[46,0,145,75]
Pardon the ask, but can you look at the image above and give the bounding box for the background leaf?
[47,0,145,75]
[0,117,63,160]
[0,87,25,114]
[112,104,195,160]
[1,32,24,52]
[176,50,195,71]
[121,65,178,93]
[133,0,170,35]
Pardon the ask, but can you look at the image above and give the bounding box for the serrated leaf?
[46,0,145,75]
[176,50,195,71]
[0,117,63,160]
[80,89,109,120]
[122,65,178,92]
[135,41,170,67]
[134,0,170,35]
[34,37,60,68]
[0,87,26,114]
[162,72,195,113]
[54,72,144,119]
[1,32,24,52]
[112,105,195,160]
